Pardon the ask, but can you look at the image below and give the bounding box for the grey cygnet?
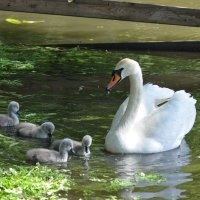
[0,101,20,126]
[26,138,73,163]
[51,135,92,156]
[16,122,55,139]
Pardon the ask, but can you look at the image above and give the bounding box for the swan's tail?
[171,90,197,136]
[172,90,197,105]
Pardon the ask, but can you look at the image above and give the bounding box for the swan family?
[0,58,197,163]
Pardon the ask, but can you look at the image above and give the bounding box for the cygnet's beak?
[16,110,20,116]
[70,148,75,154]
[48,133,52,142]
[106,73,121,93]
[85,146,89,154]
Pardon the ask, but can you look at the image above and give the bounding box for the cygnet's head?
[59,138,73,153]
[82,135,92,147]
[8,101,20,115]
[41,122,55,137]
[82,135,92,154]
[106,58,141,91]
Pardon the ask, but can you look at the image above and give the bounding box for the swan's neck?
[60,152,68,162]
[8,111,19,125]
[120,72,143,126]
[36,128,47,138]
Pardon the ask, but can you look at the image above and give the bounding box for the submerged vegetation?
[0,43,200,77]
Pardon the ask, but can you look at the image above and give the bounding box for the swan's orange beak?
[106,73,121,92]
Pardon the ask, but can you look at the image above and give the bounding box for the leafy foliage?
[0,165,74,200]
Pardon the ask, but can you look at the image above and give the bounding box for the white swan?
[105,58,196,154]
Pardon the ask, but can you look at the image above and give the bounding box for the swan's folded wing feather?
[143,83,174,107]
[140,90,196,150]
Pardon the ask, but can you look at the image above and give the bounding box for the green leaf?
[5,18,22,25]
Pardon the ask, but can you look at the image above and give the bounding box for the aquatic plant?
[0,165,74,199]
[135,171,166,183]
[88,174,134,192]
[20,112,57,124]
[0,80,23,88]
[105,196,122,200]
[107,178,134,192]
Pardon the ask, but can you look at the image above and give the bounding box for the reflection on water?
[0,46,199,199]
[105,140,191,199]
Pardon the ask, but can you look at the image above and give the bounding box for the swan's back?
[26,148,60,163]
[143,83,174,109]
[16,122,39,137]
[0,114,15,126]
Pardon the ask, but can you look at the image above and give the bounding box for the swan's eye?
[111,70,115,76]
[112,68,124,77]
[117,68,124,75]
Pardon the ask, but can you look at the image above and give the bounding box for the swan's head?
[59,138,74,153]
[41,122,55,138]
[106,58,140,91]
[8,101,20,116]
[82,135,92,154]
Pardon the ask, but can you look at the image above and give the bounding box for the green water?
[0,7,200,45]
[0,44,199,199]
[121,0,200,8]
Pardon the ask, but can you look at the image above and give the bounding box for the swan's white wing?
[143,84,174,112]
[140,90,196,151]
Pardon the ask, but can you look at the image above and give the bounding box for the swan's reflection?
[104,140,191,200]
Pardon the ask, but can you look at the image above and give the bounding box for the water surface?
[0,8,200,45]
[0,46,199,199]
